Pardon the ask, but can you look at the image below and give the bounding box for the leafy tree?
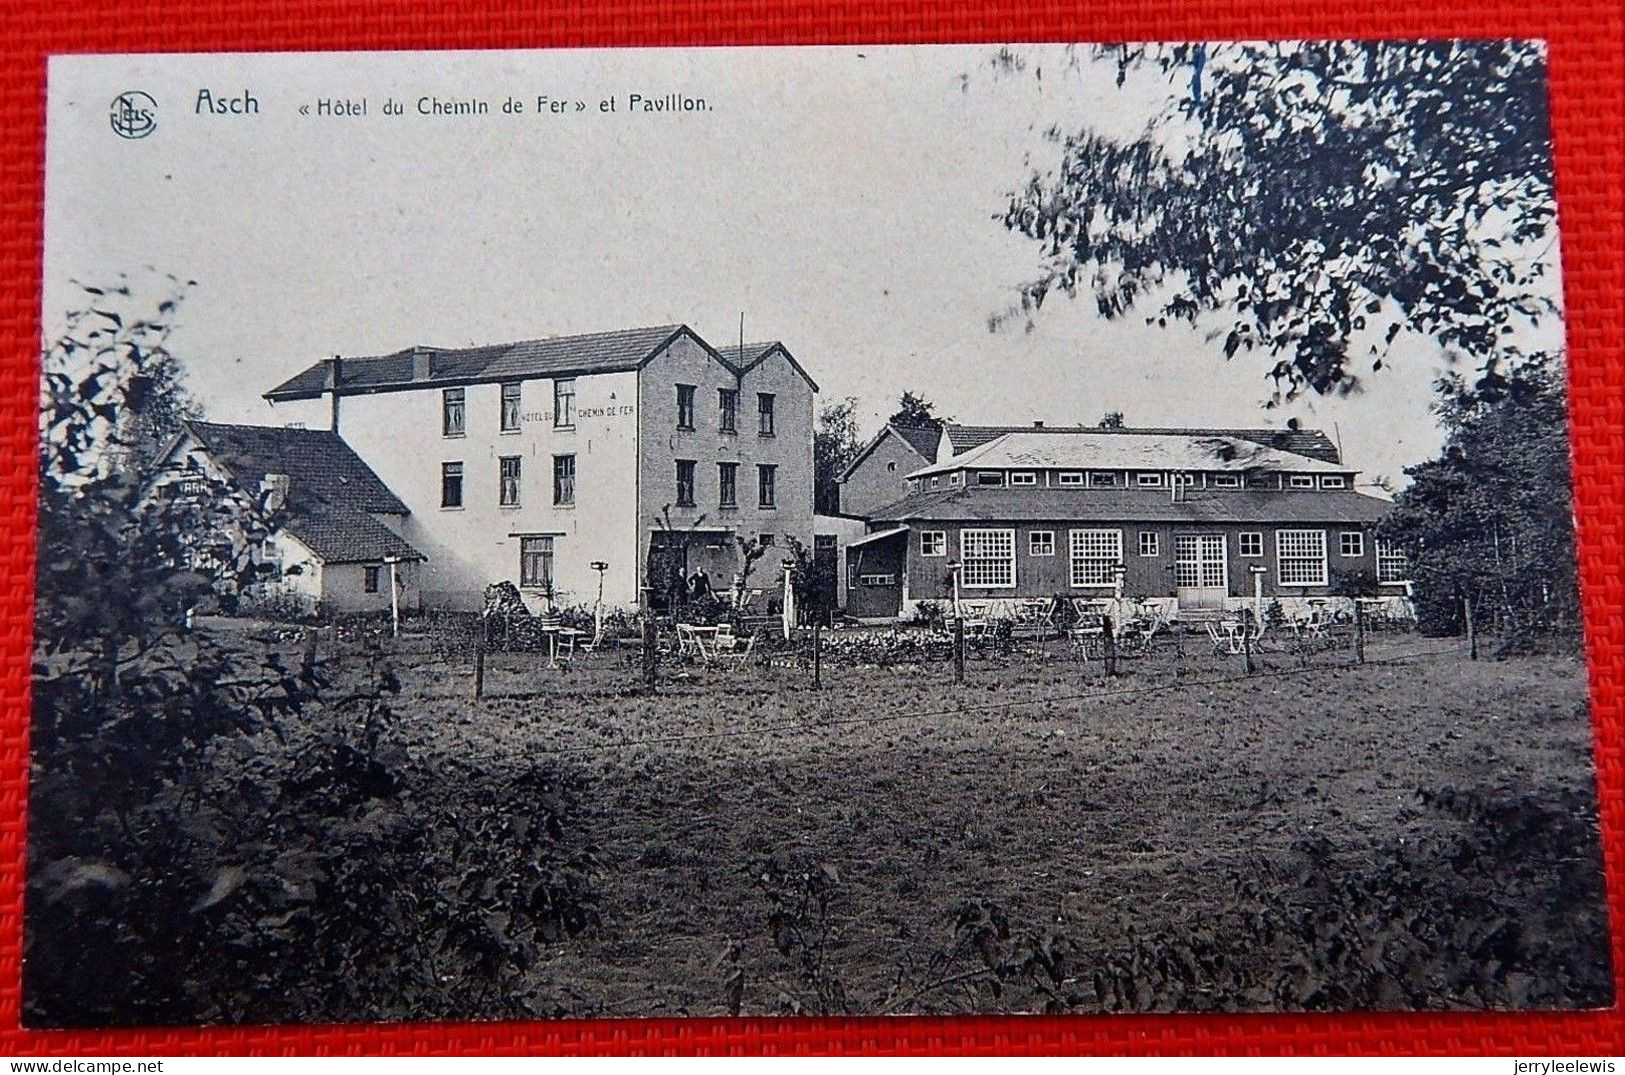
[997,41,1558,403]
[1096,410,1126,429]
[889,391,949,430]
[1378,352,1577,645]
[814,396,861,514]
[29,283,597,1025]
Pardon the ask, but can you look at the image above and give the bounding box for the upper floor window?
[1288,475,1316,489]
[675,460,696,507]
[1089,472,1118,488]
[718,388,738,433]
[442,388,465,437]
[718,461,738,508]
[499,455,521,507]
[1212,474,1241,488]
[758,464,777,508]
[1136,473,1164,488]
[553,454,576,506]
[1009,471,1037,486]
[1321,475,1348,489]
[676,384,696,430]
[758,392,776,436]
[976,471,1005,487]
[554,378,575,428]
[440,462,463,508]
[1056,471,1084,487]
[500,382,522,432]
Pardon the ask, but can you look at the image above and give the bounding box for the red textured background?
[0,0,1620,1057]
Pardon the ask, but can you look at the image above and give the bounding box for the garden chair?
[717,629,759,668]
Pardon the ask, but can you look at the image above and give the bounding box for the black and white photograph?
[29,40,1609,1026]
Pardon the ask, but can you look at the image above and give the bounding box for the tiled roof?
[264,325,692,400]
[837,423,940,483]
[290,511,426,565]
[865,486,1392,526]
[943,423,1342,464]
[891,423,943,460]
[911,429,1351,479]
[182,421,424,565]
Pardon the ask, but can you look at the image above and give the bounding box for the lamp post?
[945,559,962,619]
[781,557,797,640]
[384,554,404,638]
[591,560,609,640]
[1248,563,1267,626]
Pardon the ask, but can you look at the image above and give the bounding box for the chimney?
[412,347,432,381]
[1032,420,1044,428]
[326,355,344,433]
[261,473,291,514]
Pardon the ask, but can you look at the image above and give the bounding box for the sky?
[42,45,1566,487]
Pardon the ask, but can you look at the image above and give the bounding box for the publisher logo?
[110,91,157,139]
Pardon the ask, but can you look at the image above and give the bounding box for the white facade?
[266,328,817,614]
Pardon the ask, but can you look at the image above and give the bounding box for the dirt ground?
[355,632,1607,1016]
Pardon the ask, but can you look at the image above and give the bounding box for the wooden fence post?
[473,632,485,700]
[1463,594,1478,660]
[1242,613,1254,675]
[1102,613,1117,677]
[812,621,822,690]
[642,615,659,689]
[953,616,965,685]
[301,626,317,676]
[1353,601,1366,665]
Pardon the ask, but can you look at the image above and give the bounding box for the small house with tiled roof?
[152,420,426,614]
[843,425,1406,621]
[263,323,818,612]
[836,422,943,518]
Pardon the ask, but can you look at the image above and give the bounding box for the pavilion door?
[1174,534,1228,610]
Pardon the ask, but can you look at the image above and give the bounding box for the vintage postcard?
[31,42,1607,1025]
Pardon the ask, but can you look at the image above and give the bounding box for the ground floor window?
[1277,529,1328,586]
[1069,528,1122,587]
[363,565,381,593]
[520,535,555,590]
[1377,539,1410,583]
[1138,531,1160,557]
[1239,531,1264,557]
[1340,530,1365,557]
[1029,531,1055,557]
[920,530,946,557]
[961,528,1015,588]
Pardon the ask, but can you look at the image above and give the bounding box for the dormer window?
[1212,474,1241,488]
[1056,471,1084,487]
[1289,475,1316,489]
[1009,471,1037,486]
[976,471,1005,487]
[1088,472,1117,488]
[1321,475,1347,489]
[1136,473,1164,488]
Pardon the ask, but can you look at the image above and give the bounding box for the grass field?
[353,632,1611,1016]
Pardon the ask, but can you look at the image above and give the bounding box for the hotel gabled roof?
[265,325,818,400]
